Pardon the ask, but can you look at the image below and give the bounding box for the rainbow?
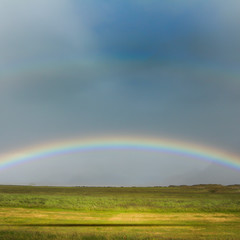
[0,136,240,171]
[2,58,240,83]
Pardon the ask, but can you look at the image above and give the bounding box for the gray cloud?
[0,151,209,186]
[0,0,240,185]
[164,164,240,186]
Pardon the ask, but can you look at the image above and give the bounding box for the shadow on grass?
[8,223,204,227]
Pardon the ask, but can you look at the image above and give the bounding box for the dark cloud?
[165,164,240,186]
[0,0,240,185]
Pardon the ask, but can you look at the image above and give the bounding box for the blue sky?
[0,0,240,185]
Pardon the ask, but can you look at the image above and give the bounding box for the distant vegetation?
[0,184,239,239]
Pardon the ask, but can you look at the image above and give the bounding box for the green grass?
[0,185,239,212]
[0,184,240,239]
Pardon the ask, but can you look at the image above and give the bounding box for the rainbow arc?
[0,136,240,171]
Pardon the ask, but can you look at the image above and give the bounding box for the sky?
[0,0,240,186]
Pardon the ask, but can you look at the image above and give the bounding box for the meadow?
[0,184,240,239]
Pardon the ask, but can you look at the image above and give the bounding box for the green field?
[0,184,240,239]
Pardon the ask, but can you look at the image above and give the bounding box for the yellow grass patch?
[0,207,239,225]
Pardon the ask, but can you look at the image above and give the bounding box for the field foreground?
[0,184,240,239]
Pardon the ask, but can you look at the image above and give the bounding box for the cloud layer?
[0,0,240,185]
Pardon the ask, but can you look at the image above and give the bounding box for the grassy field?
[0,184,240,239]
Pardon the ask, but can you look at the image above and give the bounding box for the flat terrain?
[0,184,240,239]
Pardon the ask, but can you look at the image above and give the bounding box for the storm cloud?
[0,0,240,186]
